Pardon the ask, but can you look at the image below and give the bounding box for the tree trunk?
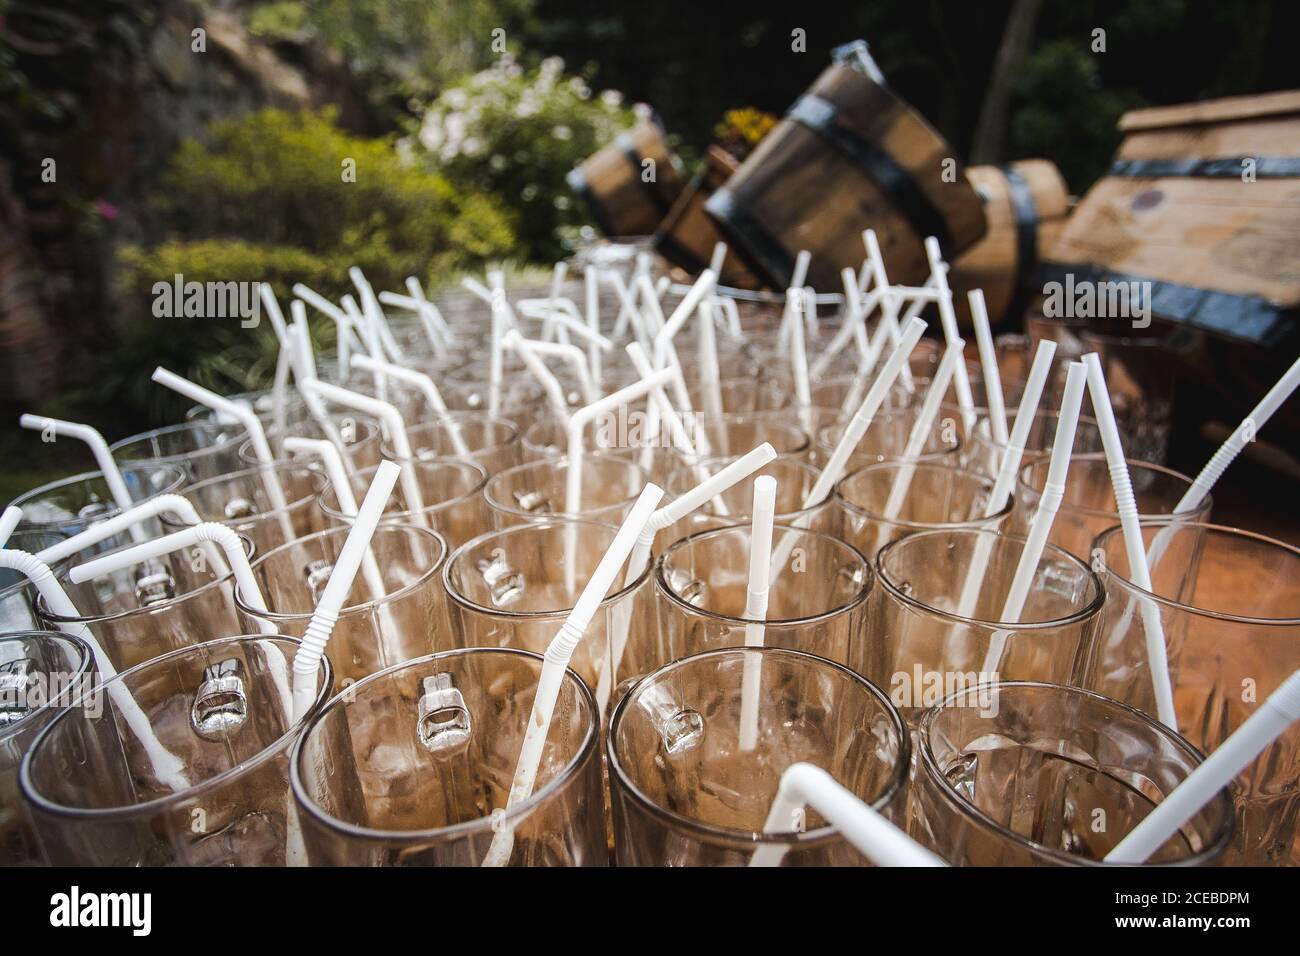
[970,0,1044,164]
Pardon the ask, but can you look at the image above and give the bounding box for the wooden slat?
[1119,90,1300,133]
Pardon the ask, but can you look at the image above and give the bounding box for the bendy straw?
[349,353,471,457]
[954,338,1058,618]
[1083,351,1178,729]
[505,330,570,417]
[750,763,946,867]
[0,540,189,791]
[18,415,144,542]
[596,442,778,710]
[738,475,778,752]
[349,266,405,363]
[924,237,976,434]
[290,460,402,722]
[297,378,427,526]
[150,367,294,542]
[624,342,697,457]
[585,265,602,389]
[483,483,663,867]
[969,289,1009,445]
[981,361,1087,674]
[1105,669,1300,864]
[37,494,226,575]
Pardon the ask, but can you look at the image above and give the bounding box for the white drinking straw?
[738,476,778,752]
[954,339,1058,619]
[517,338,601,406]
[483,483,663,867]
[259,283,289,346]
[151,367,295,542]
[349,267,405,363]
[969,289,1008,445]
[584,266,602,390]
[804,317,929,509]
[462,275,493,305]
[283,436,386,604]
[521,305,612,352]
[923,237,976,435]
[1105,668,1300,864]
[18,415,143,542]
[697,297,725,420]
[378,291,447,359]
[0,506,21,548]
[872,339,965,553]
[505,330,570,417]
[863,229,917,392]
[808,269,875,380]
[1083,351,1178,729]
[293,282,366,357]
[596,443,777,711]
[405,275,455,344]
[286,318,356,469]
[487,291,507,418]
[290,460,402,722]
[778,250,812,345]
[980,362,1086,675]
[788,289,813,431]
[349,353,471,457]
[750,763,946,867]
[652,269,717,410]
[37,494,226,575]
[0,540,189,791]
[297,378,426,526]
[70,521,275,633]
[624,342,697,457]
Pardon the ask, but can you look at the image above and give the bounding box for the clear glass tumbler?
[608,646,910,865]
[9,462,188,543]
[483,454,652,529]
[836,461,1013,561]
[912,681,1232,866]
[319,459,489,550]
[0,630,95,865]
[389,412,522,478]
[1014,453,1211,564]
[664,456,838,539]
[236,524,450,686]
[20,634,332,865]
[815,407,961,475]
[1079,521,1300,865]
[963,408,1106,478]
[110,420,247,482]
[865,528,1104,727]
[291,647,605,865]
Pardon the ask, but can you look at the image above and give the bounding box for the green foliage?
[408,55,636,262]
[105,108,515,420]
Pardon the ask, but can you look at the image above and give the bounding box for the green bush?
[407,55,637,261]
[105,108,515,421]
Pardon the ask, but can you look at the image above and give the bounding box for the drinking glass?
[160,461,326,555]
[0,630,95,865]
[1080,521,1300,865]
[1,529,69,632]
[236,524,450,686]
[963,409,1105,478]
[865,528,1104,727]
[815,406,961,476]
[483,454,652,528]
[319,459,489,550]
[8,462,187,543]
[389,412,522,478]
[686,378,788,414]
[608,646,910,865]
[1080,330,1176,464]
[442,518,653,695]
[912,681,1232,866]
[292,647,605,865]
[1014,453,1210,564]
[639,525,872,699]
[186,388,310,428]
[836,461,1012,561]
[110,420,247,482]
[663,457,837,539]
[20,634,332,865]
[443,373,548,432]
[243,414,383,474]
[519,417,682,483]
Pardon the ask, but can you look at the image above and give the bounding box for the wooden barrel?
[654,146,764,289]
[703,62,987,292]
[950,159,1071,329]
[567,120,686,238]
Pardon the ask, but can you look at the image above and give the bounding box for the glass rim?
[875,527,1106,630]
[835,461,1014,531]
[159,461,326,525]
[688,410,811,457]
[318,458,488,522]
[607,646,911,848]
[8,463,189,532]
[1017,452,1207,520]
[382,412,521,460]
[239,417,381,459]
[235,523,448,621]
[0,630,96,744]
[656,523,874,627]
[916,679,1234,867]
[968,408,1103,453]
[40,531,256,626]
[1093,520,1300,625]
[482,453,652,519]
[109,420,247,463]
[815,414,963,459]
[290,647,597,843]
[443,517,652,621]
[20,634,332,821]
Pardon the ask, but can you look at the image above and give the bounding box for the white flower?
[551,125,572,141]
[521,184,539,201]
[444,88,468,109]
[489,154,507,171]
[633,102,652,121]
[554,195,571,210]
[600,89,623,107]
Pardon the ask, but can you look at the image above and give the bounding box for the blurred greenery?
[406,55,636,261]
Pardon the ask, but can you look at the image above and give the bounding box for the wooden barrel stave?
[568,121,685,238]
